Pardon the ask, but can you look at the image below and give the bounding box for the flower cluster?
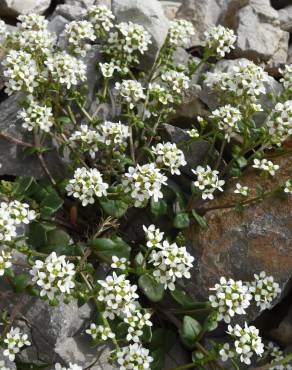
[3,50,39,95]
[18,102,54,132]
[66,167,109,206]
[151,142,186,175]
[65,20,96,57]
[30,252,76,300]
[211,105,242,141]
[116,343,153,370]
[99,61,117,78]
[209,277,252,323]
[248,271,281,311]
[0,249,12,276]
[87,5,115,37]
[97,272,139,319]
[86,323,115,341]
[99,121,130,148]
[124,311,152,343]
[148,83,174,106]
[187,128,200,138]
[2,327,31,361]
[266,342,292,370]
[45,52,87,89]
[234,183,249,197]
[219,343,235,362]
[0,19,7,38]
[284,180,292,194]
[111,256,129,271]
[161,70,190,94]
[115,80,145,109]
[69,125,101,159]
[192,165,225,200]
[206,61,269,103]
[149,240,194,290]
[0,200,36,242]
[227,323,264,365]
[106,22,152,68]
[122,163,168,207]
[167,19,195,47]
[204,25,237,58]
[279,64,292,90]
[266,101,292,146]
[253,158,280,176]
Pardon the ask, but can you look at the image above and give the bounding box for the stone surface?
[184,152,292,310]
[112,0,169,69]
[270,305,292,347]
[160,0,181,19]
[278,5,292,32]
[229,0,289,63]
[0,0,51,16]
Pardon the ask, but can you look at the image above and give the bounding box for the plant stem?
[215,139,226,170]
[0,132,33,147]
[168,363,195,370]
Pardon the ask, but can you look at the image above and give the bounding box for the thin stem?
[215,140,226,170]
[77,102,94,123]
[168,363,195,370]
[0,132,33,148]
[129,125,136,163]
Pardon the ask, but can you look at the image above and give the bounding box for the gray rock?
[230,0,289,63]
[160,0,181,20]
[270,305,292,347]
[176,0,224,47]
[0,94,65,178]
[0,0,51,16]
[54,4,86,21]
[0,351,16,370]
[48,15,69,35]
[278,5,292,31]
[112,0,169,69]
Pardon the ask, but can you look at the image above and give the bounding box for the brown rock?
[184,150,292,306]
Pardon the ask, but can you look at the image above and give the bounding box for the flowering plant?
[0,9,291,370]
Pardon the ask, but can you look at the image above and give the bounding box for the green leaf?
[150,349,165,370]
[179,316,202,347]
[15,360,51,370]
[99,198,128,218]
[173,212,190,229]
[170,285,208,310]
[28,222,56,249]
[191,210,208,229]
[138,274,164,302]
[13,176,35,197]
[91,236,131,262]
[40,191,64,217]
[150,329,176,352]
[12,273,30,293]
[150,198,167,217]
[142,325,152,343]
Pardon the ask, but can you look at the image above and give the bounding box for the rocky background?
[0,0,291,369]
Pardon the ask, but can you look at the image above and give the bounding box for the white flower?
[30,252,76,300]
[192,165,225,200]
[0,250,12,276]
[45,52,87,89]
[211,105,242,141]
[65,20,96,57]
[151,142,186,175]
[148,83,174,105]
[161,70,190,94]
[69,125,102,159]
[266,342,292,370]
[3,327,31,362]
[87,5,115,35]
[111,256,129,271]
[116,343,153,370]
[17,14,48,31]
[206,61,269,103]
[284,180,292,194]
[18,102,54,132]
[124,311,152,343]
[279,64,292,90]
[249,271,281,311]
[66,167,109,206]
[3,50,39,95]
[266,101,292,146]
[97,272,139,319]
[99,121,130,147]
[122,163,168,207]
[143,224,164,249]
[167,19,195,47]
[99,62,117,78]
[234,183,249,197]
[204,25,236,58]
[85,323,115,341]
[209,277,252,323]
[149,240,194,291]
[187,128,200,138]
[8,200,36,225]
[219,343,235,362]
[253,159,280,176]
[55,363,82,370]
[115,80,145,109]
[227,323,264,365]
